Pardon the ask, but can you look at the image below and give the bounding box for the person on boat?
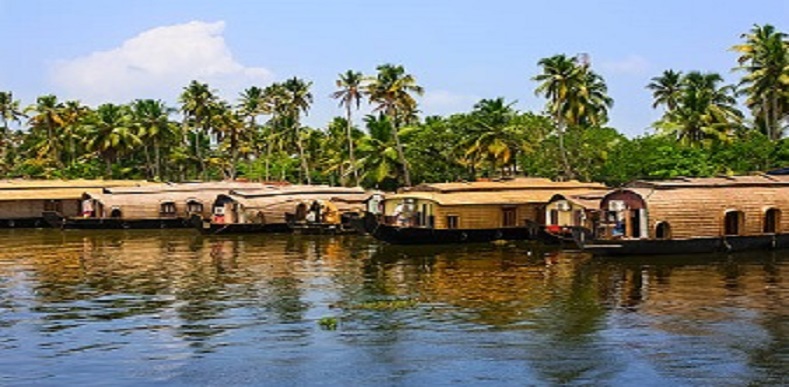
[393,202,406,226]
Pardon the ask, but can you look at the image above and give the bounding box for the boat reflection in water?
[0,229,785,386]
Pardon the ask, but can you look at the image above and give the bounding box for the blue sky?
[1,0,787,137]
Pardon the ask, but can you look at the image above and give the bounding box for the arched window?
[764,208,781,234]
[655,222,671,240]
[186,200,203,214]
[160,202,177,217]
[110,208,122,218]
[724,211,744,236]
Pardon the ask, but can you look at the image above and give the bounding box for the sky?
[1,0,788,137]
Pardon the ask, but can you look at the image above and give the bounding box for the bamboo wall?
[605,186,789,239]
[0,199,80,218]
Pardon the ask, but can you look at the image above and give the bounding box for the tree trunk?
[296,125,311,184]
[154,138,161,181]
[391,122,411,187]
[556,117,573,180]
[346,105,359,186]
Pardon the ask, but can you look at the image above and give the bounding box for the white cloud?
[420,90,479,115]
[51,21,273,105]
[599,55,650,76]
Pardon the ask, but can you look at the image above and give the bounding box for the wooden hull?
[44,212,190,229]
[190,215,290,235]
[579,234,789,256]
[0,217,48,228]
[289,223,357,235]
[369,222,552,245]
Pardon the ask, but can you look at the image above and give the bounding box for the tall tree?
[647,70,684,112]
[83,103,141,177]
[281,77,314,184]
[131,99,176,180]
[655,71,743,146]
[179,80,218,179]
[732,24,789,140]
[25,95,66,169]
[331,70,365,186]
[534,54,613,179]
[366,63,423,187]
[0,92,26,167]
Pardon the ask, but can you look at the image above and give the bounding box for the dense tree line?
[0,24,787,189]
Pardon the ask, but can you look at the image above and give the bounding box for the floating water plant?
[318,316,338,330]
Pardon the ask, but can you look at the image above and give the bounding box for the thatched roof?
[404,178,606,193]
[86,190,225,207]
[548,191,608,209]
[0,180,150,201]
[104,181,279,194]
[230,185,366,198]
[627,174,789,189]
[385,185,607,206]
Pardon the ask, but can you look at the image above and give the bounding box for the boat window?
[446,215,459,229]
[160,202,177,217]
[187,201,203,214]
[655,222,671,239]
[110,208,122,218]
[43,200,62,213]
[549,209,559,225]
[724,211,744,236]
[763,208,780,234]
[502,207,517,227]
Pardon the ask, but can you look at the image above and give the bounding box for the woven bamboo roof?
[231,185,366,198]
[104,181,279,194]
[0,179,149,190]
[87,190,227,207]
[404,178,606,193]
[627,174,789,189]
[227,191,370,210]
[386,184,607,206]
[549,191,608,209]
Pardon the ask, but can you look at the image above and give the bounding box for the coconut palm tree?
[366,63,423,187]
[281,77,313,184]
[533,54,613,178]
[357,114,401,189]
[732,24,789,140]
[179,80,219,179]
[647,70,684,112]
[25,95,67,168]
[83,103,141,177]
[533,55,583,178]
[131,99,176,180]
[0,92,26,166]
[331,70,365,186]
[261,83,288,181]
[655,71,743,146]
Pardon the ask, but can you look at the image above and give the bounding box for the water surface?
[0,229,786,386]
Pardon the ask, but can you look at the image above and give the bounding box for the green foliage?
[318,316,338,330]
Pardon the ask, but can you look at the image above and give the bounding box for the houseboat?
[574,174,789,255]
[194,186,369,235]
[0,179,148,228]
[362,178,607,245]
[44,182,277,229]
[543,191,607,241]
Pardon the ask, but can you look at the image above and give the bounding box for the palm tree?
[331,70,365,186]
[131,99,176,180]
[533,55,583,178]
[179,80,218,179]
[533,54,613,178]
[655,71,743,146]
[238,86,270,171]
[212,100,247,179]
[25,95,66,168]
[366,63,423,187]
[281,77,313,184]
[83,103,141,177]
[732,24,789,140]
[0,92,26,167]
[357,114,401,188]
[463,98,518,176]
[647,70,684,112]
[261,83,288,181]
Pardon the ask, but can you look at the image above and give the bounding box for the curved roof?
[404,178,606,193]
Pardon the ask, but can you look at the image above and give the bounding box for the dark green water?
[0,229,786,386]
